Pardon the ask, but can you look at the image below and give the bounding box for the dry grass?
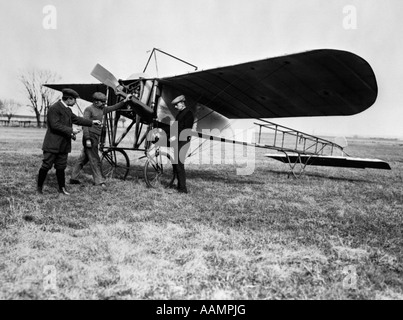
[0,127,402,300]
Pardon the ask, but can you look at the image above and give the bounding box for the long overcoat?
[42,100,93,154]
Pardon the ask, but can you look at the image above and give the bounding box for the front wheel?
[101,148,130,180]
[144,151,175,188]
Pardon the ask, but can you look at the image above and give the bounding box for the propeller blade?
[90,63,121,91]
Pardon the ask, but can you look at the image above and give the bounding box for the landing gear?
[144,150,175,188]
[101,148,130,180]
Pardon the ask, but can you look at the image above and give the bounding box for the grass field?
[0,126,402,300]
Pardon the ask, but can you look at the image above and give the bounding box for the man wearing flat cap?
[37,88,102,195]
[170,94,194,193]
[70,91,133,188]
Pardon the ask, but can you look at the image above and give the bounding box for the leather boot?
[56,169,70,195]
[37,168,48,194]
[59,187,70,195]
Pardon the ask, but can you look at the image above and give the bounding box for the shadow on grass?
[258,167,376,183]
[186,168,266,186]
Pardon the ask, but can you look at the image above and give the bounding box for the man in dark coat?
[170,95,194,193]
[37,88,101,195]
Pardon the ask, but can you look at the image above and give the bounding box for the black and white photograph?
[0,0,402,304]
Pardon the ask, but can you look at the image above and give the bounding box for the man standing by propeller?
[70,92,133,188]
[36,88,102,196]
[170,95,194,194]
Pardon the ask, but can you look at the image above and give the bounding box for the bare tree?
[0,99,21,122]
[20,69,60,127]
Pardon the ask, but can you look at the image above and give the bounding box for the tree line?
[0,69,60,127]
[1,69,128,128]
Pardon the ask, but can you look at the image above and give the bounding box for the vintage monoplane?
[44,48,391,188]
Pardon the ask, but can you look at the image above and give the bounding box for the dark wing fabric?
[158,49,378,119]
[43,83,108,102]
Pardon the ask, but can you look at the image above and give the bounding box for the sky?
[1,0,402,138]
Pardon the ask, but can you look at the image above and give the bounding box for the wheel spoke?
[101,149,130,180]
[144,151,175,188]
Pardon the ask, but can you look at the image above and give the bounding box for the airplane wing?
[158,49,378,119]
[43,83,108,102]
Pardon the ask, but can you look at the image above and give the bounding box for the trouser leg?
[172,164,178,186]
[87,139,105,185]
[71,148,88,181]
[176,162,187,192]
[176,142,190,193]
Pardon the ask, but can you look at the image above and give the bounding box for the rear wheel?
[101,148,130,180]
[144,151,175,188]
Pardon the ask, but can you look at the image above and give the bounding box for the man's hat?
[171,95,185,105]
[62,88,80,99]
[92,92,107,102]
